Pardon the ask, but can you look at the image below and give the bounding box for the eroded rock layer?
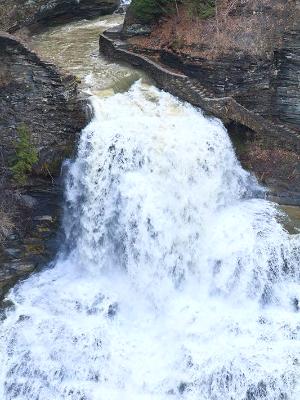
[102,0,300,204]
[0,32,87,296]
[0,0,120,33]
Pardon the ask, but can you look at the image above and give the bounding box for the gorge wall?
[0,0,120,34]
[124,0,300,129]
[0,32,87,297]
[103,0,300,204]
[0,0,123,298]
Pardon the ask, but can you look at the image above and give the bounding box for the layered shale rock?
[0,32,87,296]
[0,0,122,296]
[103,0,300,204]
[0,32,85,177]
[124,0,300,130]
[0,0,120,34]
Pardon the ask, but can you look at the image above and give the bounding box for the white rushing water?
[1,81,300,400]
[120,0,131,5]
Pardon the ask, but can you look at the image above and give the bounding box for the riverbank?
[100,26,300,206]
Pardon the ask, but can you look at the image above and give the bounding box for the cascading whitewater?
[120,0,131,5]
[118,0,131,12]
[0,82,300,400]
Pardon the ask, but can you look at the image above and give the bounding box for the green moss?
[37,226,51,233]
[10,124,38,185]
[41,159,61,177]
[41,142,74,178]
[24,243,45,256]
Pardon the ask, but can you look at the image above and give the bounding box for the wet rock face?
[0,32,87,297]
[0,0,120,33]
[0,32,86,179]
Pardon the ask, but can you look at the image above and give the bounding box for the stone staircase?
[100,30,300,153]
[174,76,300,152]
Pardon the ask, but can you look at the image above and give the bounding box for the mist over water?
[0,81,300,400]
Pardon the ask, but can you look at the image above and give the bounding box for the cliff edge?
[0,0,120,34]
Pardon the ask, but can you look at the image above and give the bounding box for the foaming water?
[1,82,300,400]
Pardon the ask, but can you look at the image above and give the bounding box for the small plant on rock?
[171,35,185,50]
[11,124,38,185]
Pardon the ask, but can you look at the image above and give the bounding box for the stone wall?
[159,29,300,131]
[160,51,275,119]
[100,31,300,153]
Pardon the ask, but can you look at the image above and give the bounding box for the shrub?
[171,35,185,49]
[131,0,171,23]
[187,0,216,19]
[130,0,215,22]
[10,124,38,185]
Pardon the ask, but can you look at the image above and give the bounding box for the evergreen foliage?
[11,124,38,184]
[131,0,171,23]
[187,0,215,19]
[131,0,215,22]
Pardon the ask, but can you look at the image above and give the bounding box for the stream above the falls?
[30,14,148,96]
[0,13,300,400]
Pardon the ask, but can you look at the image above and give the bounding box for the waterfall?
[120,0,131,5]
[0,81,300,400]
[117,0,131,13]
